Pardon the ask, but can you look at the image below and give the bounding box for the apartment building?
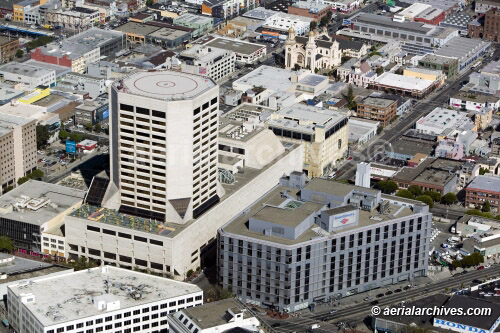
[179,44,236,82]
[7,266,203,333]
[0,114,36,194]
[417,54,459,79]
[267,104,349,177]
[217,177,431,312]
[483,8,500,42]
[356,97,397,127]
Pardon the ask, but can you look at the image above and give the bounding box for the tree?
[146,0,154,6]
[293,63,301,71]
[85,122,93,132]
[310,21,317,31]
[320,15,329,27]
[479,167,490,175]
[377,126,383,135]
[346,85,357,110]
[396,189,414,199]
[452,260,461,269]
[416,195,433,208]
[36,125,50,149]
[3,185,13,193]
[424,190,441,202]
[15,49,24,58]
[17,176,29,185]
[59,129,69,140]
[67,257,98,271]
[69,133,83,142]
[376,180,398,194]
[408,185,422,197]
[376,66,384,76]
[483,200,491,212]
[186,269,194,278]
[442,192,457,205]
[26,36,53,51]
[30,169,43,179]
[0,236,13,252]
[94,124,101,133]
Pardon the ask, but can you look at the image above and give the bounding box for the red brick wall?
[30,48,72,68]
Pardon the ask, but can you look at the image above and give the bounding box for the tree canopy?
[0,236,13,252]
[375,180,398,194]
[36,125,50,149]
[416,195,433,208]
[396,189,414,199]
[442,192,457,205]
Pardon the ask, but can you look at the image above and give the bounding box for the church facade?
[285,27,368,71]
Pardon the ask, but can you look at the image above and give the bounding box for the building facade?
[417,54,459,79]
[179,45,236,82]
[109,70,222,224]
[285,29,341,70]
[483,8,500,42]
[0,37,19,63]
[217,178,431,312]
[0,115,36,194]
[465,175,500,211]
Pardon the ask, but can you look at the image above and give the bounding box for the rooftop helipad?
[119,71,216,101]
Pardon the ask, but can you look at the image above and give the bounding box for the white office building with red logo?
[217,177,432,312]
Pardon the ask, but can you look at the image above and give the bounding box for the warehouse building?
[217,177,431,312]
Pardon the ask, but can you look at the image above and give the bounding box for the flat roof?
[65,27,123,47]
[148,27,190,40]
[23,59,71,78]
[119,70,216,101]
[436,295,500,329]
[0,253,52,275]
[0,180,86,226]
[360,97,396,108]
[233,65,296,92]
[374,72,434,91]
[202,36,265,55]
[416,107,473,132]
[174,13,213,24]
[467,175,500,192]
[8,266,202,327]
[114,22,161,36]
[0,62,54,78]
[243,7,279,20]
[434,37,491,62]
[176,299,252,329]
[0,112,33,137]
[0,84,23,103]
[419,53,457,65]
[252,201,323,227]
[354,13,433,34]
[222,180,419,246]
[399,3,432,17]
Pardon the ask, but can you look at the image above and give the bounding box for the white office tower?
[355,162,371,188]
[107,71,223,224]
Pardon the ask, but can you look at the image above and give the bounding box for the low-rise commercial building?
[7,266,203,333]
[262,11,313,35]
[179,44,235,82]
[168,299,261,332]
[146,27,191,48]
[173,14,214,38]
[0,62,56,89]
[370,72,436,99]
[417,54,459,78]
[217,178,431,312]
[45,6,100,30]
[74,98,108,125]
[414,7,446,25]
[450,91,500,111]
[195,35,266,64]
[386,130,436,161]
[416,107,475,136]
[348,118,379,145]
[114,22,162,44]
[58,72,106,99]
[356,97,397,126]
[466,175,500,211]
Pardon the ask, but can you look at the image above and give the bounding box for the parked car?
[376,293,384,298]
[271,323,281,328]
[478,266,485,270]
[329,309,337,314]
[385,291,393,296]
[371,300,379,306]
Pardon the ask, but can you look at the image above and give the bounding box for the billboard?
[342,19,351,25]
[102,109,109,120]
[332,210,357,226]
[262,30,279,38]
[66,140,76,154]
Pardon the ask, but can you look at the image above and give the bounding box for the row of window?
[85,226,163,246]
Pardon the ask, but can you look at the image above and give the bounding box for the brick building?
[466,175,500,211]
[0,37,19,63]
[484,8,500,42]
[356,97,397,126]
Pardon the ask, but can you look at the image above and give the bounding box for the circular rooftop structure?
[120,71,216,100]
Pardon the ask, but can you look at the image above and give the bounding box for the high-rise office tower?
[107,71,223,223]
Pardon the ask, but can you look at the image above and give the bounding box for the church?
[285,26,368,71]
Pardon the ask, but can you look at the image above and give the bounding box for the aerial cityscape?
[1,0,500,331]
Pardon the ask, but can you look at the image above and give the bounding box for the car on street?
[370,300,379,306]
[403,286,411,290]
[329,309,337,314]
[363,296,373,301]
[394,289,402,293]
[385,291,393,295]
[478,266,485,270]
[376,293,384,298]
[271,323,281,328]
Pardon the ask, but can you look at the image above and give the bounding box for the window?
[87,225,100,232]
[150,239,163,246]
[152,110,165,118]
[118,232,132,239]
[134,236,147,243]
[338,139,342,149]
[102,229,115,236]
[120,104,133,112]
[136,107,149,116]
